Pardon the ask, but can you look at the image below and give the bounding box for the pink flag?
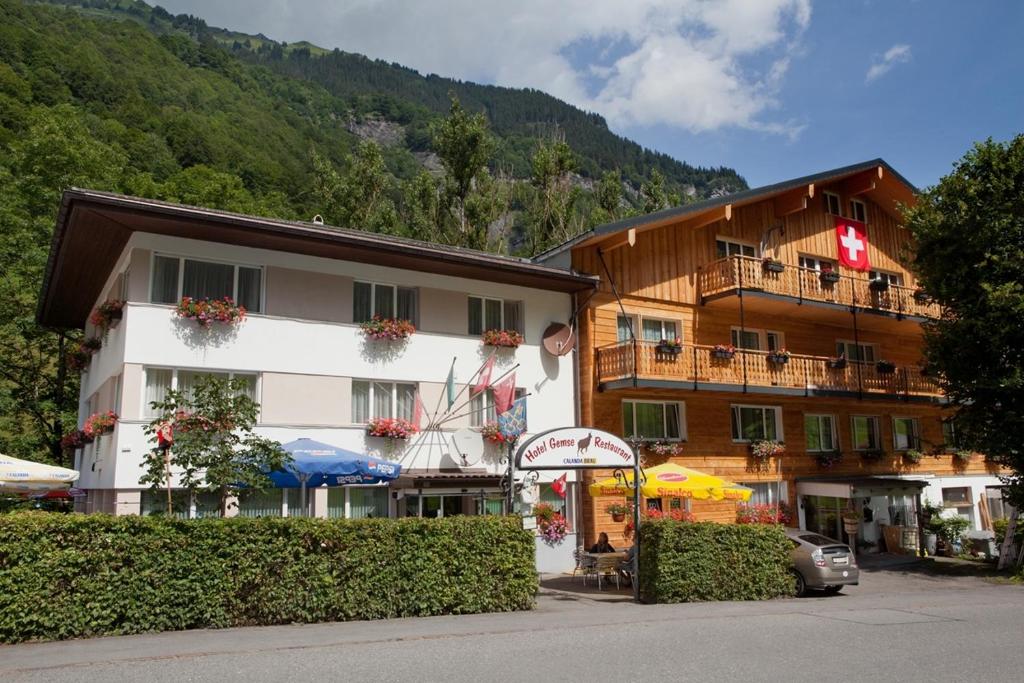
[492,373,516,415]
[473,354,496,395]
[413,391,427,429]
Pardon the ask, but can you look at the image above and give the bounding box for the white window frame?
[730,404,784,443]
[740,481,789,506]
[823,191,841,216]
[798,254,836,272]
[869,269,904,286]
[351,379,417,424]
[616,313,637,342]
[470,387,526,426]
[849,198,867,223]
[851,415,881,451]
[804,414,838,453]
[639,316,680,343]
[622,400,687,442]
[892,416,921,452]
[836,339,877,363]
[149,253,264,313]
[730,327,785,351]
[353,280,418,322]
[142,367,261,418]
[715,236,759,259]
[468,296,522,334]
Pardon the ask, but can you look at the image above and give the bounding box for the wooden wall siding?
[572,188,917,304]
[698,255,939,319]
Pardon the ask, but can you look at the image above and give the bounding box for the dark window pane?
[182,260,234,301]
[353,282,372,323]
[374,284,395,319]
[397,287,417,324]
[468,297,483,335]
[152,255,180,304]
[485,299,502,330]
[503,300,522,334]
[237,267,262,313]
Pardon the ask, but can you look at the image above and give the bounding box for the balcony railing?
[596,340,942,399]
[698,255,941,320]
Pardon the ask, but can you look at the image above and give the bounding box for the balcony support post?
[692,344,698,391]
[852,306,863,400]
[738,258,748,392]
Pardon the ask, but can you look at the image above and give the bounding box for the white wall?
[919,473,1005,532]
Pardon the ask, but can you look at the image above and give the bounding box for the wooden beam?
[686,204,732,231]
[773,184,815,218]
[841,167,883,197]
[598,227,636,253]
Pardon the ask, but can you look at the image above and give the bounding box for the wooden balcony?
[596,340,943,402]
[698,255,941,321]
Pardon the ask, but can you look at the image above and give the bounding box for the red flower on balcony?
[176,297,247,327]
[366,417,418,440]
[736,502,792,525]
[482,329,524,348]
[360,316,416,341]
[478,422,509,444]
[83,411,118,438]
[89,299,125,331]
[65,337,103,372]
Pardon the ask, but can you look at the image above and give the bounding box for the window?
[731,327,783,351]
[470,387,526,426]
[836,340,876,363]
[151,254,262,313]
[766,331,784,352]
[348,487,389,519]
[742,482,788,506]
[354,281,417,324]
[468,296,523,335]
[799,255,836,272]
[616,314,635,342]
[942,419,961,449]
[849,199,867,223]
[622,400,685,441]
[851,415,881,451]
[805,414,837,452]
[824,192,841,215]
[730,405,782,442]
[941,487,972,507]
[351,380,416,423]
[892,417,920,451]
[143,368,257,417]
[641,318,678,343]
[716,238,758,259]
[869,270,904,286]
[986,487,1016,522]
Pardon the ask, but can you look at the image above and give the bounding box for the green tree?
[311,141,399,234]
[639,169,680,214]
[524,138,584,254]
[142,375,290,516]
[903,136,1024,507]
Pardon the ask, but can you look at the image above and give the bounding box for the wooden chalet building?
[539,160,1008,552]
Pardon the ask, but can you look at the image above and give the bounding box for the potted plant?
[814,450,843,468]
[762,257,785,273]
[953,450,972,466]
[656,337,683,355]
[176,296,247,327]
[767,348,791,365]
[605,502,630,523]
[869,277,890,292]
[534,503,568,545]
[828,354,847,370]
[359,315,416,341]
[903,449,923,464]
[859,448,885,462]
[875,359,896,374]
[60,429,92,453]
[711,343,736,360]
[478,422,508,445]
[842,508,861,536]
[913,288,930,304]
[66,336,102,372]
[366,417,418,440]
[481,329,524,348]
[83,411,118,439]
[819,267,841,284]
[749,439,785,463]
[90,299,125,332]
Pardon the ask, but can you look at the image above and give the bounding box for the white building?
[39,190,597,571]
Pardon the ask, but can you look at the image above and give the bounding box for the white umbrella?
[0,453,79,495]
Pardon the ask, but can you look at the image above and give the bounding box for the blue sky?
[159,1,1023,189]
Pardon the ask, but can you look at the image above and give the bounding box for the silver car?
[785,528,859,596]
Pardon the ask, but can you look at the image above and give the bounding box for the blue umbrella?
[269,438,402,513]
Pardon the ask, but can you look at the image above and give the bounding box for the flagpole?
[424,357,456,431]
[433,392,532,429]
[439,350,498,425]
[432,364,521,428]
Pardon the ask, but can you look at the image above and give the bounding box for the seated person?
[618,543,637,582]
[589,532,615,553]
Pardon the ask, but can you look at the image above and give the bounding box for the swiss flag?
[835,217,870,271]
[550,473,567,499]
[472,354,496,395]
[492,373,516,415]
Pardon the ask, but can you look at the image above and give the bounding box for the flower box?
[903,449,923,464]
[656,338,683,355]
[360,316,415,341]
[859,449,885,462]
[478,422,509,445]
[60,429,93,452]
[749,439,785,462]
[176,297,246,327]
[819,270,841,284]
[66,337,103,372]
[711,344,736,360]
[828,356,847,370]
[814,450,842,468]
[875,360,896,374]
[767,350,790,365]
[481,329,524,348]
[83,411,118,439]
[913,289,930,304]
[366,417,418,440]
[646,440,682,457]
[869,278,890,292]
[762,259,786,274]
[953,450,972,466]
[90,299,125,331]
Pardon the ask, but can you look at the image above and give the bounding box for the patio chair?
[593,555,621,591]
[571,546,586,580]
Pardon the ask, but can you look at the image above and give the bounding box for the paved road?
[2,567,1022,682]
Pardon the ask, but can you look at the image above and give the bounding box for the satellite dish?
[542,322,575,357]
[452,428,484,467]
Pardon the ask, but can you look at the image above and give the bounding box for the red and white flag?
[413,391,427,429]
[472,354,496,395]
[492,372,516,415]
[551,473,567,499]
[835,217,870,271]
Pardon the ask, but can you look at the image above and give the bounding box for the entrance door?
[802,495,846,541]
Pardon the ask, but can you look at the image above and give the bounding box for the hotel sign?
[515,428,636,470]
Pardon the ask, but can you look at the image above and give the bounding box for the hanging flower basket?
[903,449,923,464]
[66,337,102,372]
[711,344,736,360]
[953,450,972,466]
[89,299,125,331]
[814,450,843,468]
[478,422,510,444]
[869,278,890,292]
[83,411,118,439]
[60,429,93,452]
[360,316,415,341]
[876,360,896,374]
[176,297,246,327]
[482,329,524,348]
[767,349,791,365]
[828,356,847,370]
[819,270,841,284]
[762,258,786,274]
[656,337,683,355]
[366,417,418,440]
[535,503,569,544]
[646,440,682,457]
[749,439,785,462]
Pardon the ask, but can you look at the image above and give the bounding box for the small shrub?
[639,520,793,603]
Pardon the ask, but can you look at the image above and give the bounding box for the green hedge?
[638,521,794,603]
[0,513,536,643]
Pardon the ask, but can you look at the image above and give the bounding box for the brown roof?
[38,189,598,328]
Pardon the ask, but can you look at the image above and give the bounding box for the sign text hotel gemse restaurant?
[514,428,636,470]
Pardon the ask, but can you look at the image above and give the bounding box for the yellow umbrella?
[589,463,753,501]
[0,453,79,495]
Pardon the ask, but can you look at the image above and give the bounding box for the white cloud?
[160,0,812,136]
[866,44,912,83]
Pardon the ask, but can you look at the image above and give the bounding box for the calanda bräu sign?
[514,428,635,470]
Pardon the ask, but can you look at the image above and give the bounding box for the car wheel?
[823,586,843,595]
[792,570,806,597]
